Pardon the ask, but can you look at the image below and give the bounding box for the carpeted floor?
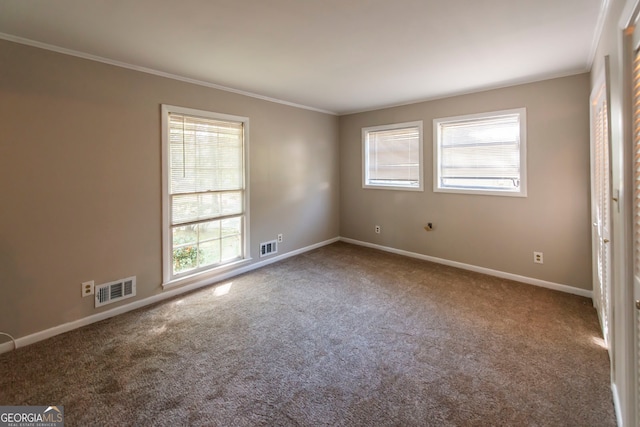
[0,242,615,426]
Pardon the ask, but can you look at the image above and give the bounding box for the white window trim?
[362,121,424,191]
[161,104,251,288]
[433,108,527,197]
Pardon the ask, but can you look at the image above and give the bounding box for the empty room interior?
[0,0,639,425]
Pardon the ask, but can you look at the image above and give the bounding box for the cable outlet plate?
[533,252,543,264]
[82,280,95,297]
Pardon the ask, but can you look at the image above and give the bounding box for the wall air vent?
[260,240,278,257]
[95,276,136,308]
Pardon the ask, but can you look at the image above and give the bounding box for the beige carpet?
[0,242,615,426]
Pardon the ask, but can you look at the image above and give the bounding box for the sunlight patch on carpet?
[591,336,607,349]
[214,282,233,297]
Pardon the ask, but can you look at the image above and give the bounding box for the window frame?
[433,108,527,197]
[161,104,250,287]
[362,121,424,191]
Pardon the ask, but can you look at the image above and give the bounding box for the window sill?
[162,257,253,290]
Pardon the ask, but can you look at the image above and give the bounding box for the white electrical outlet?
[375,225,381,234]
[533,252,543,264]
[82,280,94,297]
[277,233,283,243]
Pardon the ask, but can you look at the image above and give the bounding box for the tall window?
[434,108,527,197]
[162,105,248,284]
[362,121,423,191]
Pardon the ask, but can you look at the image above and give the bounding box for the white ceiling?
[0,0,606,115]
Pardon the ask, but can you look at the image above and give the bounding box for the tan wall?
[339,74,592,290]
[0,37,594,342]
[0,40,340,339]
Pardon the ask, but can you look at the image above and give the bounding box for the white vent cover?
[95,276,136,308]
[260,240,278,257]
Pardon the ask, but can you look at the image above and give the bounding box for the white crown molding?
[587,0,612,68]
[0,32,337,116]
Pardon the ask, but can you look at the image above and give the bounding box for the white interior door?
[591,71,613,352]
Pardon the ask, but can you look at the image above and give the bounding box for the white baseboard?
[611,382,624,427]
[340,237,593,299]
[0,236,592,354]
[0,237,340,355]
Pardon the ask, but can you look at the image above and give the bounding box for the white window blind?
[163,106,247,282]
[363,121,423,191]
[434,109,526,196]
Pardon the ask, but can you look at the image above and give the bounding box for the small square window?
[362,121,423,191]
[434,108,527,197]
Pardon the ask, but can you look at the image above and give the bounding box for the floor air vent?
[95,276,136,308]
[260,240,278,257]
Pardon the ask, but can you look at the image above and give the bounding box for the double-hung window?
[362,121,423,191]
[162,105,248,285]
[434,108,527,196]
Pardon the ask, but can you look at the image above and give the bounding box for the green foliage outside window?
[173,246,201,273]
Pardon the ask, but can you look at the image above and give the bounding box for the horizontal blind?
[366,125,420,186]
[169,113,244,226]
[171,192,243,225]
[169,114,243,195]
[439,114,521,190]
